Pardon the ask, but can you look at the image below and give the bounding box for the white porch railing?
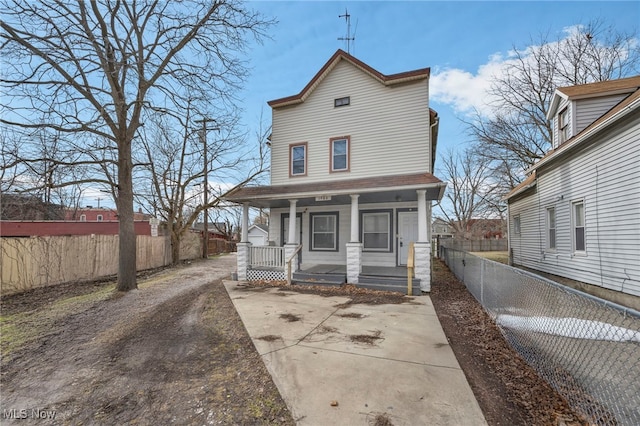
[249,246,285,269]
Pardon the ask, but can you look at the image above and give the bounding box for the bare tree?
[435,148,496,239]
[136,104,268,264]
[1,1,272,290]
[467,19,640,193]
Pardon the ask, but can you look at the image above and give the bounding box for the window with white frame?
[514,215,521,235]
[573,201,585,252]
[290,143,307,176]
[547,207,556,250]
[361,211,391,252]
[330,137,349,172]
[310,212,338,251]
[80,214,86,222]
[97,215,103,222]
[559,108,569,144]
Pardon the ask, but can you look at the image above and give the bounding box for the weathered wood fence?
[1,232,202,295]
[439,238,508,252]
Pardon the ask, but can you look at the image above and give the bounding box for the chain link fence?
[440,247,640,426]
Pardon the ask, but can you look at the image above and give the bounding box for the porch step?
[292,272,346,287]
[358,275,422,296]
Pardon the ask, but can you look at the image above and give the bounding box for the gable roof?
[547,75,640,120]
[506,85,640,201]
[535,87,640,171]
[248,224,268,234]
[267,49,431,109]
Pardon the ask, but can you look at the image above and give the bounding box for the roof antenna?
[338,9,355,54]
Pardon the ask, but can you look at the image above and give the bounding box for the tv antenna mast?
[338,9,355,54]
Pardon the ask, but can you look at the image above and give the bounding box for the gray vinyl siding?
[509,118,640,297]
[269,201,422,269]
[574,94,628,133]
[270,60,431,185]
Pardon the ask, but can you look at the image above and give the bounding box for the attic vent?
[334,96,350,107]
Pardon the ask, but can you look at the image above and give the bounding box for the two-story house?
[226,50,445,293]
[504,75,640,300]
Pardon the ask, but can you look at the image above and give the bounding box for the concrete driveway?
[223,281,486,425]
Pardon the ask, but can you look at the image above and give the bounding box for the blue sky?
[239,1,639,157]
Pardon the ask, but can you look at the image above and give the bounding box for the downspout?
[506,203,512,266]
[430,116,440,171]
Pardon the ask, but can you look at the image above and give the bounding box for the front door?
[398,211,419,266]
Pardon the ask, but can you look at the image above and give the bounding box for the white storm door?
[398,211,419,265]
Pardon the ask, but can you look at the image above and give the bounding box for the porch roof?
[225,172,446,208]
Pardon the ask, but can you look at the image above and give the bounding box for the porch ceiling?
[225,172,446,208]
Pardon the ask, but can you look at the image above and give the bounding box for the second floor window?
[80,214,86,222]
[547,207,556,250]
[330,137,349,172]
[559,108,569,144]
[97,215,103,222]
[290,143,307,176]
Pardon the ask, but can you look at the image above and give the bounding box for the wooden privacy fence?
[439,238,507,252]
[1,232,202,295]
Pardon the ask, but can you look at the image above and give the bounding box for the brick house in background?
[64,207,150,222]
[1,205,153,237]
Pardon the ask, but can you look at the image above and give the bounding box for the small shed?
[247,224,269,246]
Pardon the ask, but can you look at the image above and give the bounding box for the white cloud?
[430,53,510,117]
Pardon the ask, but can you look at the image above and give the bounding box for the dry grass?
[470,251,509,264]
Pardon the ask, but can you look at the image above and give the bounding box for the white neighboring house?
[226,49,445,292]
[247,224,269,246]
[505,76,640,298]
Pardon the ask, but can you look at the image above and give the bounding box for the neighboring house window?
[559,108,569,144]
[290,143,307,176]
[310,212,338,251]
[547,207,556,250]
[97,215,103,222]
[361,211,392,252]
[334,96,350,107]
[330,136,350,172]
[514,215,521,235]
[573,201,585,252]
[80,214,86,222]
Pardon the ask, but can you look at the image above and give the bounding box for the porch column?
[285,199,299,274]
[350,194,359,242]
[346,194,362,284]
[417,189,428,242]
[415,189,431,292]
[287,199,297,244]
[241,202,249,243]
[237,202,251,281]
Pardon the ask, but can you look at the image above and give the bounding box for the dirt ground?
[1,255,293,425]
[429,258,586,426]
[1,254,585,425]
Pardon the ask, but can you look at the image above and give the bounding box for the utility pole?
[195,118,219,259]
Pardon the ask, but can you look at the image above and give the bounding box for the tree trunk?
[171,228,181,266]
[116,144,137,291]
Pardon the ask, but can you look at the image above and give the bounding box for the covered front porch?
[225,173,446,292]
[244,247,422,294]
